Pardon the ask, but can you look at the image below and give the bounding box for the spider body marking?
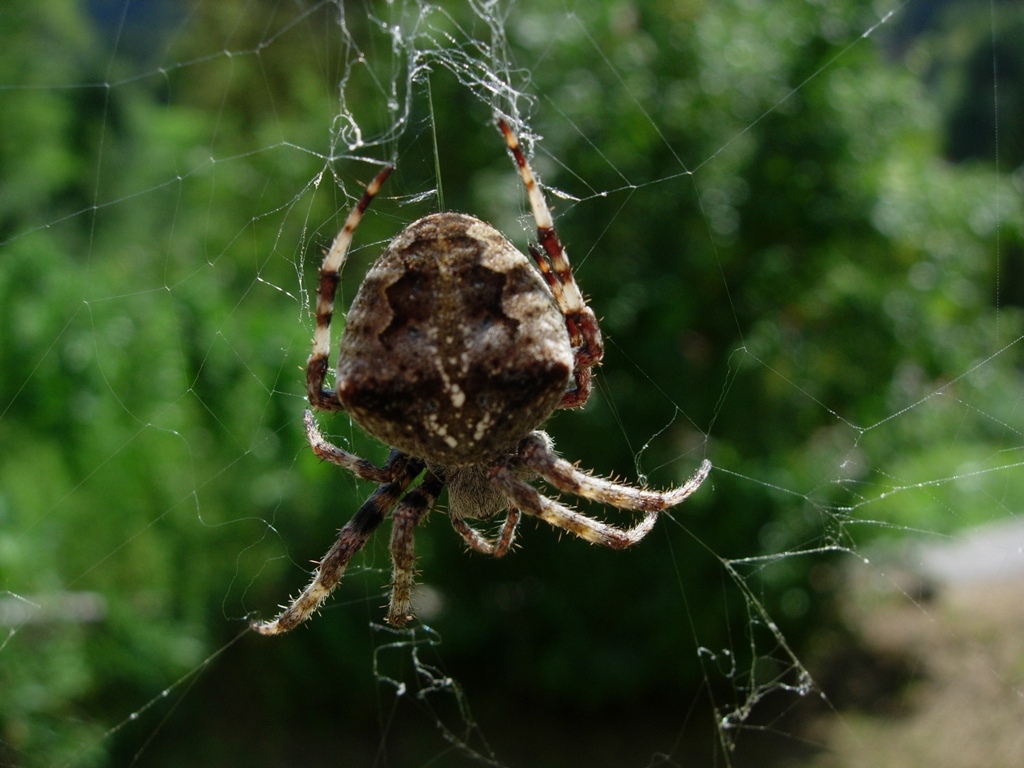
[335,212,573,467]
[253,119,711,635]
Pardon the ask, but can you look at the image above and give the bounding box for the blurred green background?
[1,0,1022,765]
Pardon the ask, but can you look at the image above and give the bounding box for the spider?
[252,119,711,635]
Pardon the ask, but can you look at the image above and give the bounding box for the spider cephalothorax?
[253,120,711,635]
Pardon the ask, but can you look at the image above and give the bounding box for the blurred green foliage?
[1,0,1021,764]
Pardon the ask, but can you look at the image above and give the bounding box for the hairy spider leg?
[450,507,521,557]
[490,464,659,550]
[497,120,586,315]
[519,433,713,511]
[303,409,407,484]
[251,450,422,635]
[488,435,711,551]
[387,471,445,626]
[307,165,394,411]
[498,119,603,409]
[526,242,561,297]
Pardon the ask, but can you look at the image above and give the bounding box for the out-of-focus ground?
[794,519,1024,768]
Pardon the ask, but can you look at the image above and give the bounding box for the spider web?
[1,0,1022,766]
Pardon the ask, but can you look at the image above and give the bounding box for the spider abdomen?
[336,212,573,465]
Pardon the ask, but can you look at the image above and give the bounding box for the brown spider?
[252,120,711,634]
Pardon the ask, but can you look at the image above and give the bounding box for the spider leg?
[304,409,410,483]
[498,120,604,409]
[527,243,562,301]
[557,351,595,409]
[252,451,422,635]
[498,120,587,317]
[307,165,393,412]
[387,471,445,626]
[519,432,712,511]
[450,507,521,558]
[490,464,657,550]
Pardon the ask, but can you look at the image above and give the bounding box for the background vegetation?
[1,0,1021,765]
